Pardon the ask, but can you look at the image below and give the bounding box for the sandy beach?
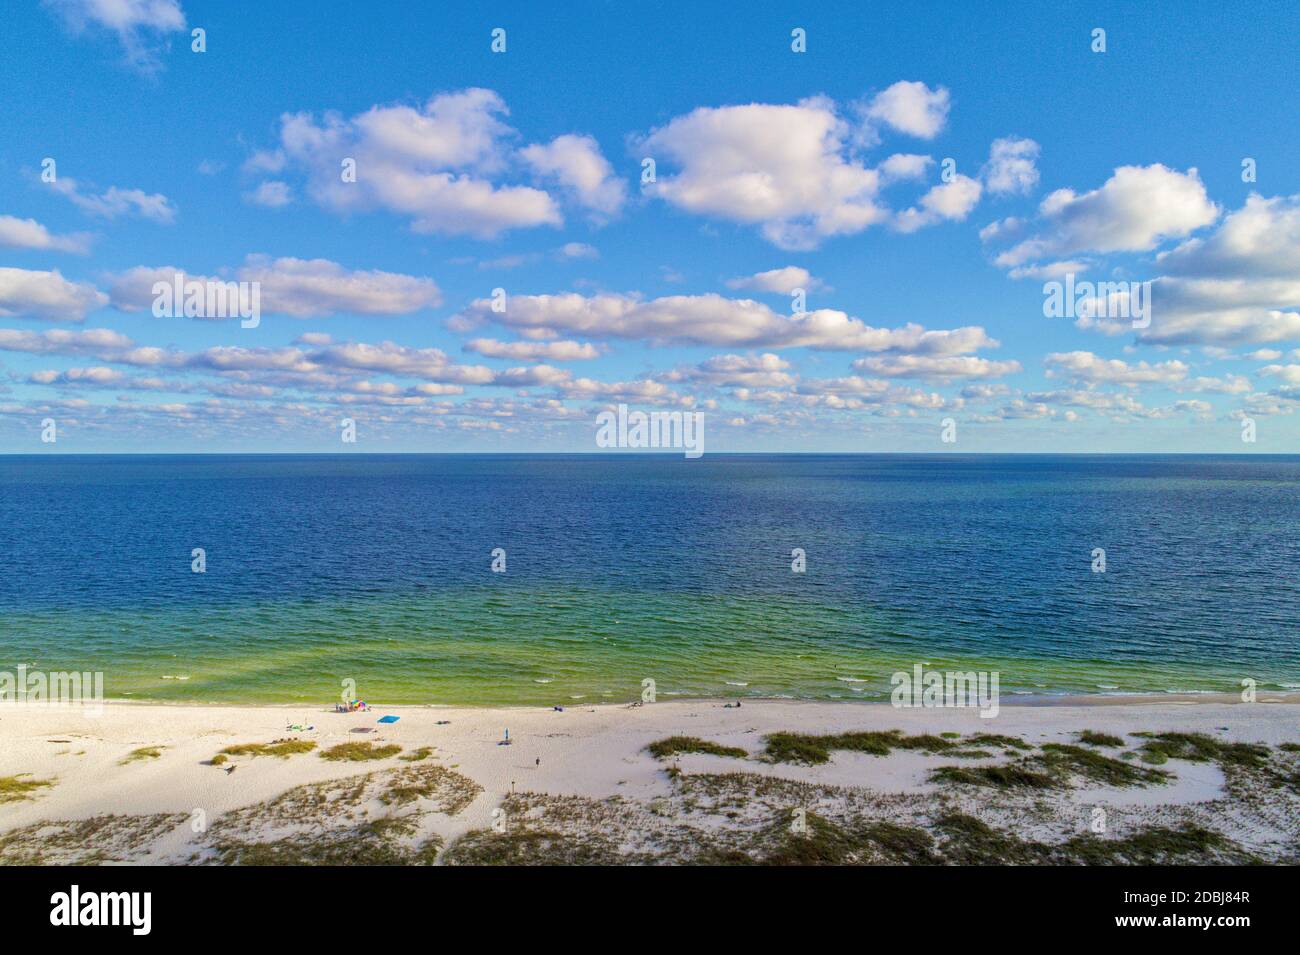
[2,696,1298,865]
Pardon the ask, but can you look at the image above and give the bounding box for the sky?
[1,0,1298,453]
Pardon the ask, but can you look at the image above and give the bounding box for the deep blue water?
[0,454,1297,703]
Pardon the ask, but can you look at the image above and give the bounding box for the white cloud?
[1043,351,1189,386]
[45,0,185,73]
[851,354,1021,380]
[862,81,950,139]
[894,174,982,232]
[520,134,626,219]
[557,242,598,260]
[0,215,92,253]
[660,353,796,389]
[640,96,887,250]
[242,181,293,208]
[463,339,600,361]
[0,326,132,355]
[49,177,176,223]
[273,88,564,238]
[30,365,124,385]
[455,291,998,354]
[1072,195,1300,346]
[878,153,934,183]
[108,256,443,318]
[981,137,1040,195]
[0,267,108,321]
[1156,193,1300,278]
[990,164,1219,269]
[725,266,824,294]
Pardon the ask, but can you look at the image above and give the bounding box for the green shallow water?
[3,587,1284,705]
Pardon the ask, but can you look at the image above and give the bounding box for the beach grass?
[318,741,401,762]
[1078,730,1125,747]
[647,736,747,760]
[0,775,55,805]
[219,740,317,759]
[120,746,165,765]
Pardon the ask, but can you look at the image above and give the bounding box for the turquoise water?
[1,454,1297,704]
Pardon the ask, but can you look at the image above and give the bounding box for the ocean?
[1,453,1297,704]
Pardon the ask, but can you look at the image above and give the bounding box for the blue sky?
[2,0,1298,452]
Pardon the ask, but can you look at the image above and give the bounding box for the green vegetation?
[318,742,401,762]
[1039,743,1169,787]
[1137,733,1270,770]
[0,814,189,866]
[210,828,443,866]
[443,828,627,866]
[964,734,1033,751]
[930,763,1058,790]
[647,736,747,760]
[932,744,1168,790]
[1078,730,1125,747]
[218,740,317,759]
[380,766,473,807]
[120,746,164,765]
[764,730,958,765]
[210,754,228,766]
[398,747,434,762]
[0,775,54,805]
[761,813,938,866]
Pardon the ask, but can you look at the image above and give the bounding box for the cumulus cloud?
[861,81,951,139]
[1043,351,1189,386]
[1156,193,1300,279]
[454,291,998,354]
[242,181,293,208]
[0,215,92,254]
[725,266,824,294]
[44,0,186,73]
[463,338,600,361]
[270,88,566,238]
[29,365,124,385]
[0,267,108,321]
[520,134,626,219]
[894,175,982,232]
[850,354,1021,381]
[47,177,176,223]
[640,96,887,250]
[981,137,1040,195]
[0,326,132,355]
[107,256,443,318]
[878,153,934,184]
[987,164,1219,270]
[660,353,796,389]
[1071,195,1300,346]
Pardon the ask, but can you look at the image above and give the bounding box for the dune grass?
[120,746,165,765]
[647,736,747,760]
[219,740,317,759]
[318,741,401,762]
[0,775,54,805]
[1078,730,1125,747]
[1137,732,1270,770]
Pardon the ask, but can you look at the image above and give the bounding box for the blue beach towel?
[377,715,400,724]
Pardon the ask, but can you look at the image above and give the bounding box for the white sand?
[2,696,1297,863]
